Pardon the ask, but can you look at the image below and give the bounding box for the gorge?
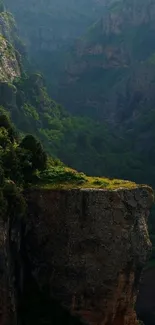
[0,0,154,324]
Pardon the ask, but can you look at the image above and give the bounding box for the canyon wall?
[0,186,153,325]
[24,187,153,325]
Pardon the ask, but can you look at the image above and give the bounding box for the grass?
[35,163,152,191]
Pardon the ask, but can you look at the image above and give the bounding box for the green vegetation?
[0,70,153,191]
[1,72,152,191]
[0,103,140,226]
[0,108,48,222]
[37,162,139,190]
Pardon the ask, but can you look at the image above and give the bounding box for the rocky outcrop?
[0,186,153,325]
[23,186,153,325]
[0,36,20,81]
[0,12,21,82]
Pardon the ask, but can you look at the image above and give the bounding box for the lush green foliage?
[0,109,47,222]
[0,72,153,190]
[20,134,47,171]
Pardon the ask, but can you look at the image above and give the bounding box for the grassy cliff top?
[36,162,151,191]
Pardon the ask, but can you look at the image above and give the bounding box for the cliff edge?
[22,186,153,325]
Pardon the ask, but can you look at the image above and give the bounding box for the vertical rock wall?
[24,187,153,325]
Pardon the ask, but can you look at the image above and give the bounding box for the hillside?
[5,0,155,194]
[0,2,154,188]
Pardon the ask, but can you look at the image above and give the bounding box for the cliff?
[3,185,150,325]
[0,11,21,81]
[5,0,108,90]
[5,0,107,53]
[54,0,155,122]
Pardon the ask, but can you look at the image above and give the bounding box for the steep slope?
[0,4,154,189]
[0,5,154,325]
[0,10,21,81]
[5,0,107,51]
[1,2,155,190]
[5,0,108,87]
[56,0,155,121]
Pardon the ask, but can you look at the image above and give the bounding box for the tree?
[0,114,17,143]
[20,135,47,171]
[0,128,10,149]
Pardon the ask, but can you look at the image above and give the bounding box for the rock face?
[136,266,155,325]
[0,217,22,325]
[0,12,21,82]
[5,0,107,52]
[0,186,153,325]
[54,0,155,121]
[23,186,153,325]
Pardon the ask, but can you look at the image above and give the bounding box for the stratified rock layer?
[24,187,153,325]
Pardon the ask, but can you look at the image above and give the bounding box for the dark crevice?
[16,225,86,325]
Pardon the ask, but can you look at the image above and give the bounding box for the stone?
[23,186,153,325]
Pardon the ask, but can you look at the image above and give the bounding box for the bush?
[39,166,86,184]
[0,114,17,143]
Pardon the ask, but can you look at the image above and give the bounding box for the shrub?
[20,135,47,171]
[39,166,86,184]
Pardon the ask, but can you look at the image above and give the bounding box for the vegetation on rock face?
[0,104,142,228]
[0,68,153,191]
[0,4,154,325]
[2,0,155,191]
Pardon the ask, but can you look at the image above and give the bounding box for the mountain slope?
[5,0,109,87]
[55,0,155,122]
[5,0,107,51]
[0,1,155,189]
[0,10,22,81]
[1,4,155,325]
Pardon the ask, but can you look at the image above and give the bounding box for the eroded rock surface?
[0,218,22,325]
[24,187,153,325]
